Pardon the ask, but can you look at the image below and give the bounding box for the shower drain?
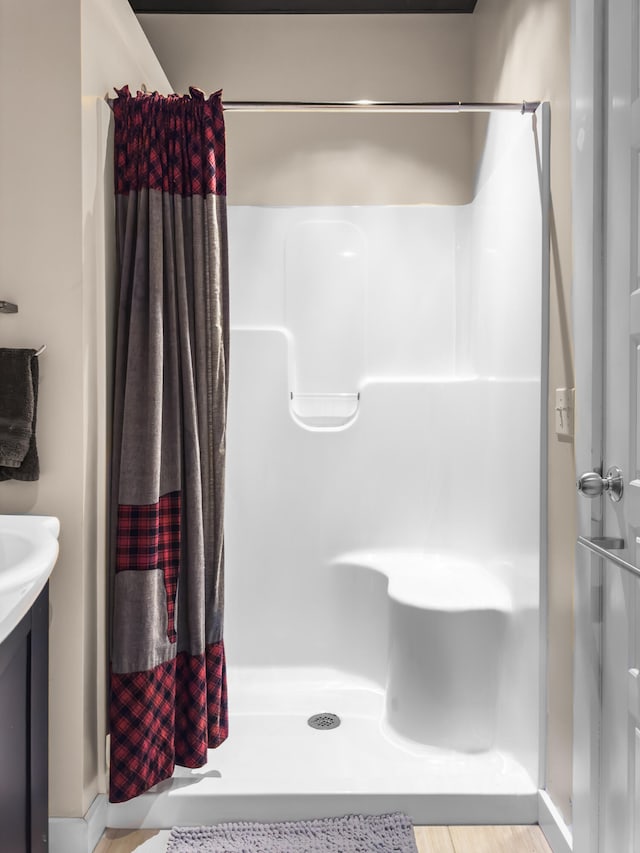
[307,712,341,730]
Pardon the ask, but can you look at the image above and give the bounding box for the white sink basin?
[0,515,60,644]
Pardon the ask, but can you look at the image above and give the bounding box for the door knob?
[577,466,624,502]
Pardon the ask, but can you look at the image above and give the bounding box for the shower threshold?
[107,666,538,828]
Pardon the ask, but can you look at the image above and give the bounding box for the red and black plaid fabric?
[174,650,208,767]
[116,491,181,642]
[109,642,228,803]
[113,86,226,198]
[109,640,227,803]
[206,640,228,746]
[173,641,228,767]
[109,658,177,803]
[111,491,228,800]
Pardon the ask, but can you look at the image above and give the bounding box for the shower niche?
[285,219,366,428]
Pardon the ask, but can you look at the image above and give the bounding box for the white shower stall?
[108,107,548,828]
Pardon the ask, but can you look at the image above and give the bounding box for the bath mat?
[166,812,418,852]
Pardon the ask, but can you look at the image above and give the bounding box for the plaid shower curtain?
[108,86,229,803]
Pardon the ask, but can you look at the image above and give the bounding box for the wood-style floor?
[96,825,552,853]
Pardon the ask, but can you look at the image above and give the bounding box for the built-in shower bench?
[333,551,512,611]
[331,551,514,753]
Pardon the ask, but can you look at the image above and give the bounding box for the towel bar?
[0,301,18,314]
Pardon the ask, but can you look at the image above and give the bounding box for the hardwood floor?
[96,824,552,852]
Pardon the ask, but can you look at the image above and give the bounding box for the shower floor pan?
[107,666,538,829]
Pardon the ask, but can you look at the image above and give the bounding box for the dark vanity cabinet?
[0,586,48,853]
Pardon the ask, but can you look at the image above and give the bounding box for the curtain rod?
[222,100,540,114]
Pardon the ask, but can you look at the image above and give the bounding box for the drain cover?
[307,712,341,730]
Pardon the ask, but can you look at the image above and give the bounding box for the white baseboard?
[49,794,108,853]
[539,790,573,853]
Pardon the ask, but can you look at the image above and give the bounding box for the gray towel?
[0,348,40,481]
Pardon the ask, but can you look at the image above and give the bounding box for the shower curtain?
[108,86,229,803]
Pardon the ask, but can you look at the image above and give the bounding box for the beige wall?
[0,0,169,818]
[138,14,475,205]
[0,0,87,816]
[472,0,574,824]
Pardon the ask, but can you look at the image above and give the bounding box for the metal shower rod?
[222,99,540,114]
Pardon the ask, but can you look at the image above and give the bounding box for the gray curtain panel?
[108,86,229,803]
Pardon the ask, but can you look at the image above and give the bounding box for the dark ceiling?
[130,0,477,12]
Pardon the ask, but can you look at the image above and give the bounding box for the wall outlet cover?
[555,387,575,437]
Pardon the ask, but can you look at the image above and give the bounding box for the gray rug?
[166,812,418,852]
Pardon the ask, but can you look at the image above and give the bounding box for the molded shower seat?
[331,551,512,753]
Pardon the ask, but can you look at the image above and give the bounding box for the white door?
[577,1,640,850]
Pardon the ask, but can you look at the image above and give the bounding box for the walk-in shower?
[108,103,548,829]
